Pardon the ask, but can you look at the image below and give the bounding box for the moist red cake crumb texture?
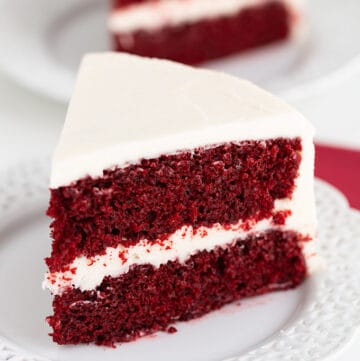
[111,1,292,64]
[46,138,301,272]
[48,230,306,346]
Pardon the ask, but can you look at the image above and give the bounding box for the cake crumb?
[167,326,177,334]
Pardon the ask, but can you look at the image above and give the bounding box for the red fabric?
[315,144,360,210]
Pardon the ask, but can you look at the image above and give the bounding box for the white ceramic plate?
[1,0,360,103]
[0,160,359,361]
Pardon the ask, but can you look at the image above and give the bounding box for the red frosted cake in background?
[43,52,316,346]
[109,0,304,64]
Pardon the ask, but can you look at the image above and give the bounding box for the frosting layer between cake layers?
[109,0,303,33]
[44,215,315,295]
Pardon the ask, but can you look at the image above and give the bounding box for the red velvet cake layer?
[112,1,291,64]
[47,138,301,272]
[47,230,306,345]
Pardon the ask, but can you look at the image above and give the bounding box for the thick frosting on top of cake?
[109,0,303,33]
[51,52,314,188]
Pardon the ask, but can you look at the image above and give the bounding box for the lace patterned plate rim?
[0,159,359,361]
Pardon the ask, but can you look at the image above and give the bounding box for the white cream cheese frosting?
[46,53,316,295]
[108,0,304,34]
[50,52,314,188]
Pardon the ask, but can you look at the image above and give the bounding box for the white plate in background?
[0,0,360,103]
[0,160,359,361]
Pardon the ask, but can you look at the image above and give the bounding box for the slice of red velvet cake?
[109,0,304,64]
[43,52,316,346]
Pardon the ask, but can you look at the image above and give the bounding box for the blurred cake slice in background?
[109,0,304,64]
